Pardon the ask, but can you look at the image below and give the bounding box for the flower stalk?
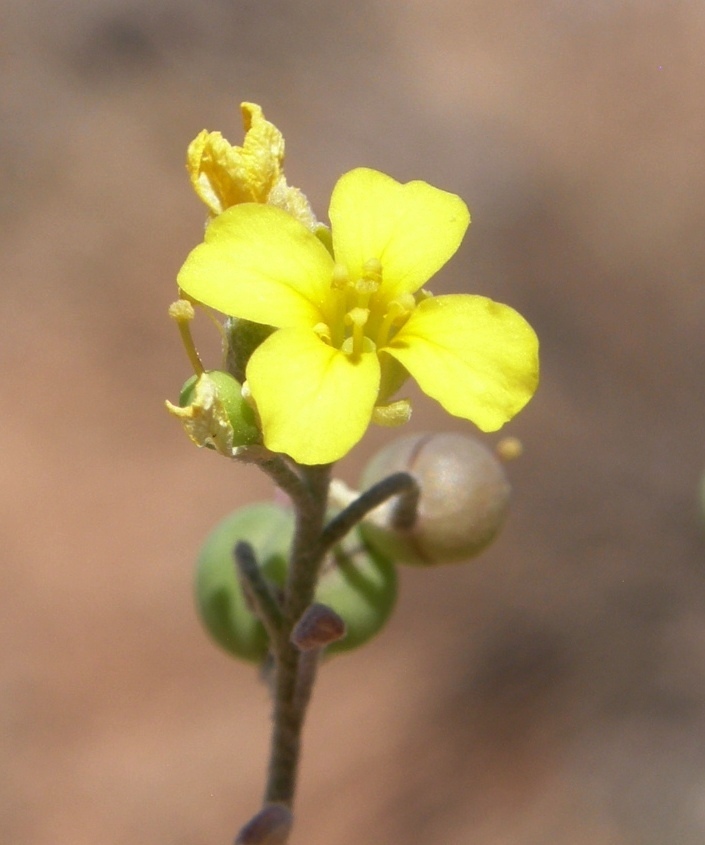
[264,463,331,806]
[230,458,418,838]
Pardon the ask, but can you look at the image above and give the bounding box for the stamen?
[313,322,332,344]
[328,264,351,346]
[362,257,382,284]
[372,399,412,427]
[376,295,415,348]
[331,263,349,290]
[169,299,205,375]
[354,277,379,300]
[354,257,382,304]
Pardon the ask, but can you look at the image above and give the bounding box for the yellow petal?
[186,103,285,215]
[385,295,539,431]
[329,168,470,300]
[177,204,333,327]
[246,328,380,464]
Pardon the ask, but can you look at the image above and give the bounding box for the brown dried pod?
[359,432,511,565]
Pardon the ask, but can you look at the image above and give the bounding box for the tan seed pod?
[359,432,511,565]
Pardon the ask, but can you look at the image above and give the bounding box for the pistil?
[345,307,370,358]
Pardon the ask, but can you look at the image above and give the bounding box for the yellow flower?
[187,102,318,231]
[177,168,539,465]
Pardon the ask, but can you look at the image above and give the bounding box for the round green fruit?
[195,502,397,663]
[195,502,290,663]
[180,370,260,446]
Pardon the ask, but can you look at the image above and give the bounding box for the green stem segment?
[264,463,332,806]
[242,462,419,835]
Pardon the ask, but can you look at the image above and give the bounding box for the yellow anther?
[396,293,416,312]
[354,277,379,298]
[372,399,412,428]
[376,296,415,348]
[386,301,407,322]
[496,436,524,461]
[362,257,383,284]
[352,259,382,304]
[331,263,349,290]
[169,299,196,322]
[313,322,332,344]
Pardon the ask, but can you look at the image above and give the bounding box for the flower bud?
[359,432,511,565]
[195,502,397,662]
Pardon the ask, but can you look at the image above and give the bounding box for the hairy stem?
[245,462,417,838]
[264,463,332,806]
[259,456,313,513]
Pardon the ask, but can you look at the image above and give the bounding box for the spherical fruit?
[195,502,397,662]
[195,502,291,663]
[180,370,260,446]
[359,432,511,565]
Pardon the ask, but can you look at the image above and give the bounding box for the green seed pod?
[195,502,290,663]
[179,370,260,448]
[195,502,397,662]
[359,432,511,566]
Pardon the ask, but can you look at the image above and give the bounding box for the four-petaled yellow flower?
[178,167,539,465]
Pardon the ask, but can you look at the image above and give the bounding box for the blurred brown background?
[3,1,705,843]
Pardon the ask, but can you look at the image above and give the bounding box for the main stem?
[264,463,332,806]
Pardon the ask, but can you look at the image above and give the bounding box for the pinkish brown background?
[3,2,705,843]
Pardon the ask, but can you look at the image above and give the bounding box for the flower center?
[324,258,415,359]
